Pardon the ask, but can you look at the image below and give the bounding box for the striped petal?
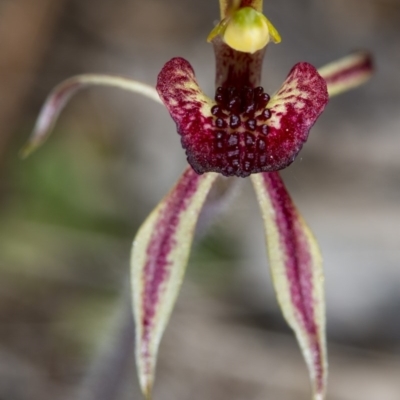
[318,51,374,98]
[131,167,218,399]
[251,171,327,400]
[21,74,161,158]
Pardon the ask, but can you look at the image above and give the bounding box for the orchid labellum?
[23,1,373,399]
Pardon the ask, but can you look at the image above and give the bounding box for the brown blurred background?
[0,0,400,399]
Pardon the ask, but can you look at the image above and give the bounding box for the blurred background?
[0,0,400,399]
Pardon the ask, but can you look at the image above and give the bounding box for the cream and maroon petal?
[131,167,218,399]
[251,172,327,400]
[21,74,161,158]
[318,51,374,97]
[264,62,329,170]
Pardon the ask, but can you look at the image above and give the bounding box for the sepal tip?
[19,143,36,159]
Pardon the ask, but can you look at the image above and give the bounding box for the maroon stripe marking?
[52,81,80,107]
[262,171,324,391]
[324,54,373,86]
[140,168,202,366]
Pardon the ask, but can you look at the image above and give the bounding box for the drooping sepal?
[131,167,218,399]
[251,172,327,400]
[318,51,374,97]
[21,74,161,158]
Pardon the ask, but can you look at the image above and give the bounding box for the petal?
[131,167,218,399]
[251,171,327,400]
[21,74,161,158]
[266,62,329,170]
[318,51,374,97]
[265,15,281,44]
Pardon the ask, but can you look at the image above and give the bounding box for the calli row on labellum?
[23,1,373,399]
[157,57,328,178]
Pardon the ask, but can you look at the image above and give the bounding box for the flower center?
[209,85,272,177]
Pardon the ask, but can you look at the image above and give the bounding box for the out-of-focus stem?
[73,284,135,400]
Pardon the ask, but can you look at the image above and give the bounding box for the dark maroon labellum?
[157,58,329,179]
[202,86,273,177]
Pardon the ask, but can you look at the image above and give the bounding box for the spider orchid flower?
[22,1,373,399]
